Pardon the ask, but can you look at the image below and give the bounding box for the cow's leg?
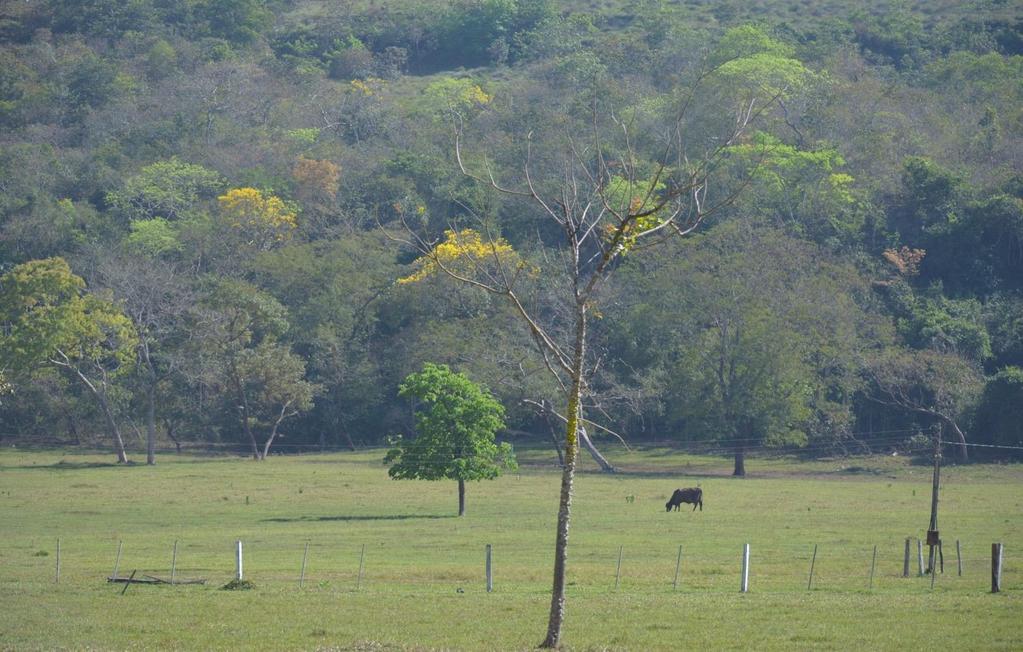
[692,502,698,511]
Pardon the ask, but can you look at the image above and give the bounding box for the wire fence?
[6,430,1021,458]
[15,534,1018,596]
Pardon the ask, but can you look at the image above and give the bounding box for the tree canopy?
[385,363,515,516]
[0,1,1019,465]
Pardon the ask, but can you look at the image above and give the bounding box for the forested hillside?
[1,0,1021,464]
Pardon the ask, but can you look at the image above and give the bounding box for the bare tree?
[92,253,193,465]
[393,74,769,644]
[867,348,983,461]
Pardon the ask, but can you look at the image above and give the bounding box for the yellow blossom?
[218,188,298,249]
[398,229,523,284]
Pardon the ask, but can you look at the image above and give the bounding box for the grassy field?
[1,446,1021,650]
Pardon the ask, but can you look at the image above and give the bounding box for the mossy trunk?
[541,310,586,649]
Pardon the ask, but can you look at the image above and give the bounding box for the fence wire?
[9,535,1018,596]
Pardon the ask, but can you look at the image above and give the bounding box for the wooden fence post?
[956,539,962,577]
[673,545,683,591]
[917,539,925,577]
[992,543,1003,593]
[740,544,750,593]
[120,569,136,595]
[171,540,178,583]
[614,545,623,590]
[300,541,309,588]
[807,544,818,590]
[357,544,366,590]
[235,540,243,581]
[112,540,123,580]
[55,538,61,584]
[903,537,911,578]
[486,544,493,593]
[869,545,877,590]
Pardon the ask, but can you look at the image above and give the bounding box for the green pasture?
[1,447,1021,650]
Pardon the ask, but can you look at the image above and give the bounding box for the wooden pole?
[917,539,924,577]
[673,545,683,591]
[740,543,750,593]
[235,540,243,581]
[486,544,493,593]
[927,428,941,574]
[112,540,123,580]
[357,544,366,590]
[869,545,877,590]
[956,539,962,577]
[614,545,623,590]
[807,544,818,590]
[55,538,61,584]
[120,569,136,595]
[992,543,1003,593]
[903,537,911,578]
[171,540,178,583]
[300,541,309,588]
[930,553,937,590]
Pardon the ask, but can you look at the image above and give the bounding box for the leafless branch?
[523,398,631,450]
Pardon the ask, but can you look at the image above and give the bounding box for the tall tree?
[92,252,193,465]
[396,47,783,639]
[189,278,314,459]
[642,226,878,475]
[0,258,138,462]
[233,339,318,460]
[866,348,984,461]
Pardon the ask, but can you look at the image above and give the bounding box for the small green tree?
[385,363,515,516]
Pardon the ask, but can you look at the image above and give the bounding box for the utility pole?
[926,426,943,574]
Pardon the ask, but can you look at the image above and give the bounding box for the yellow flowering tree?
[418,77,493,122]
[217,187,298,250]
[398,228,523,286]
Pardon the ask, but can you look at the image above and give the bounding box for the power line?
[955,441,1023,451]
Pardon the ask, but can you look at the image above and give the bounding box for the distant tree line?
[1,1,1021,463]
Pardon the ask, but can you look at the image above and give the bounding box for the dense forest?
[1,0,1021,466]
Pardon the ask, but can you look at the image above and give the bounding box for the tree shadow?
[263,514,456,523]
[15,460,125,471]
[578,468,731,479]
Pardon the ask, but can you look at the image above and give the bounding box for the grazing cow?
[666,487,703,512]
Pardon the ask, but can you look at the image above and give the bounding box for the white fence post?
[235,540,243,581]
[740,544,750,593]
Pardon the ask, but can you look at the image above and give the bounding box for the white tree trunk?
[578,426,615,473]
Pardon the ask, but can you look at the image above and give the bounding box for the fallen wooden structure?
[108,574,206,585]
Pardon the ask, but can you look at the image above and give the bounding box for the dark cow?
[666,487,703,512]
